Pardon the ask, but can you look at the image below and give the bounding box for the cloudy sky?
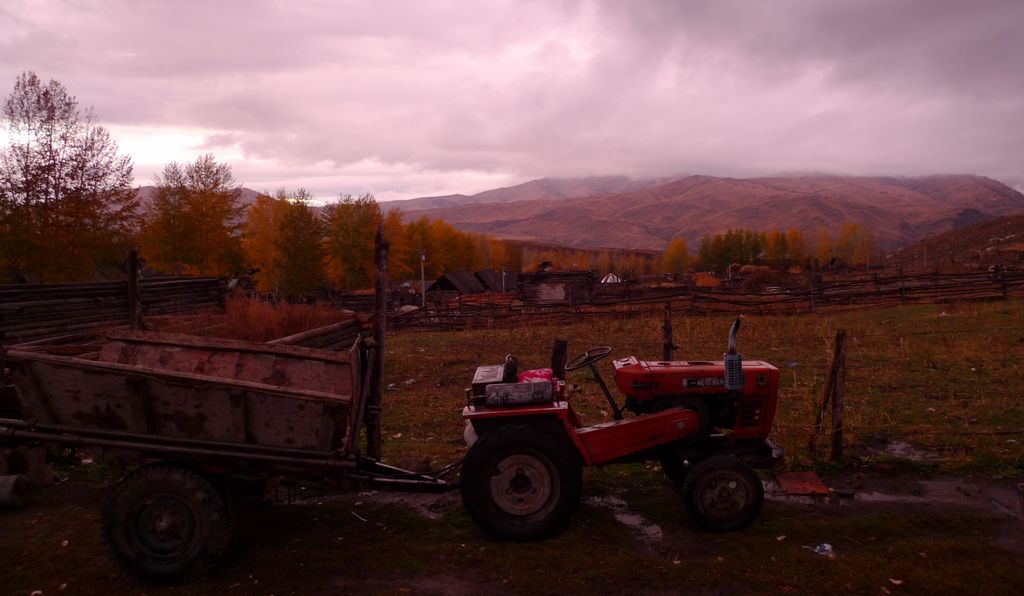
[2,0,1022,200]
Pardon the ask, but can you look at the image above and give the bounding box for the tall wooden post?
[809,329,847,456]
[807,273,816,313]
[366,227,389,460]
[830,332,847,462]
[662,302,676,361]
[127,247,142,330]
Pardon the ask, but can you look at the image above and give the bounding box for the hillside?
[889,213,1024,267]
[135,186,261,211]
[398,174,1024,251]
[390,175,678,210]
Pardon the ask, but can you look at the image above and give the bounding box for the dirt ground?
[1,464,1022,595]
[3,301,1023,594]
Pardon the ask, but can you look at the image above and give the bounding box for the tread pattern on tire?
[102,464,232,583]
[460,423,582,541]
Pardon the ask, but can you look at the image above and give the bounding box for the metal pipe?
[589,364,623,421]
[0,418,339,459]
[727,317,741,354]
[0,426,354,469]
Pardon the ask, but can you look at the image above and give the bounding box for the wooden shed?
[519,270,596,305]
[426,269,485,294]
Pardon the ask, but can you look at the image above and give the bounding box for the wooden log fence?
[267,318,369,351]
[388,268,1024,331]
[1,276,227,346]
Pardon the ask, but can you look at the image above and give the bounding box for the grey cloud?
[1,0,1021,196]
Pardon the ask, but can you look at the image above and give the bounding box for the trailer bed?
[4,331,365,459]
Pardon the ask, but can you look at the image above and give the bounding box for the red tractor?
[459,319,782,540]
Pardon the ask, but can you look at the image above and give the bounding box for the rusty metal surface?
[775,471,830,495]
[5,331,361,454]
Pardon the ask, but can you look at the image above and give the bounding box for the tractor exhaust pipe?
[727,317,741,355]
[724,318,744,391]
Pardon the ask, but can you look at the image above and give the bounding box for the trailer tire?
[460,424,581,541]
[682,456,763,532]
[102,464,232,582]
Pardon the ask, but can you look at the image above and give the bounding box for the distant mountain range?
[389,175,679,210]
[135,186,262,211]
[392,174,1024,251]
[134,173,1024,253]
[889,213,1024,267]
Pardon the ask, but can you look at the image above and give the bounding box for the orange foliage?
[213,296,350,342]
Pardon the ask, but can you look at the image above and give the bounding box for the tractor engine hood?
[612,356,778,401]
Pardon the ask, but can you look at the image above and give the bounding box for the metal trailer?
[0,330,448,582]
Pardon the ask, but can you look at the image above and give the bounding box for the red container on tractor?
[459,319,783,540]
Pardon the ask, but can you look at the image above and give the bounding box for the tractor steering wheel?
[565,346,613,371]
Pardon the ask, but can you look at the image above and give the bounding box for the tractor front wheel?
[682,455,763,532]
[460,423,582,541]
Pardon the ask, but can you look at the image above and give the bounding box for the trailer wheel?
[682,456,763,532]
[460,424,581,541]
[102,464,232,582]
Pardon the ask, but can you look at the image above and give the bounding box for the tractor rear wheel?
[460,423,582,541]
[102,464,232,582]
[682,455,763,532]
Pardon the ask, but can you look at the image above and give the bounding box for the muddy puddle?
[586,494,664,542]
[766,476,1024,523]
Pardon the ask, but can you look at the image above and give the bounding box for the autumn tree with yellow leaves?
[242,189,324,298]
[663,237,690,276]
[140,154,244,276]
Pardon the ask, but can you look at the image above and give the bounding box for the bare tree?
[0,71,136,281]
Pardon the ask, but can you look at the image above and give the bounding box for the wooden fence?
[389,268,1024,331]
[0,277,226,345]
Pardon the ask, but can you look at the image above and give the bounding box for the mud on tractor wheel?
[102,464,233,582]
[682,455,764,532]
[460,423,582,541]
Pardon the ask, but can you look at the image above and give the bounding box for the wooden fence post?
[807,274,816,313]
[830,332,847,462]
[809,329,847,456]
[662,302,676,361]
[127,247,142,330]
[366,227,389,460]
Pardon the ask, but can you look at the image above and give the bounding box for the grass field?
[381,298,1024,476]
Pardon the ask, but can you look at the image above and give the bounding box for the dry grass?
[380,298,1024,475]
[151,296,353,342]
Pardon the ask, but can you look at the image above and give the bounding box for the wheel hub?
[490,454,555,516]
[136,496,197,556]
[699,474,750,517]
